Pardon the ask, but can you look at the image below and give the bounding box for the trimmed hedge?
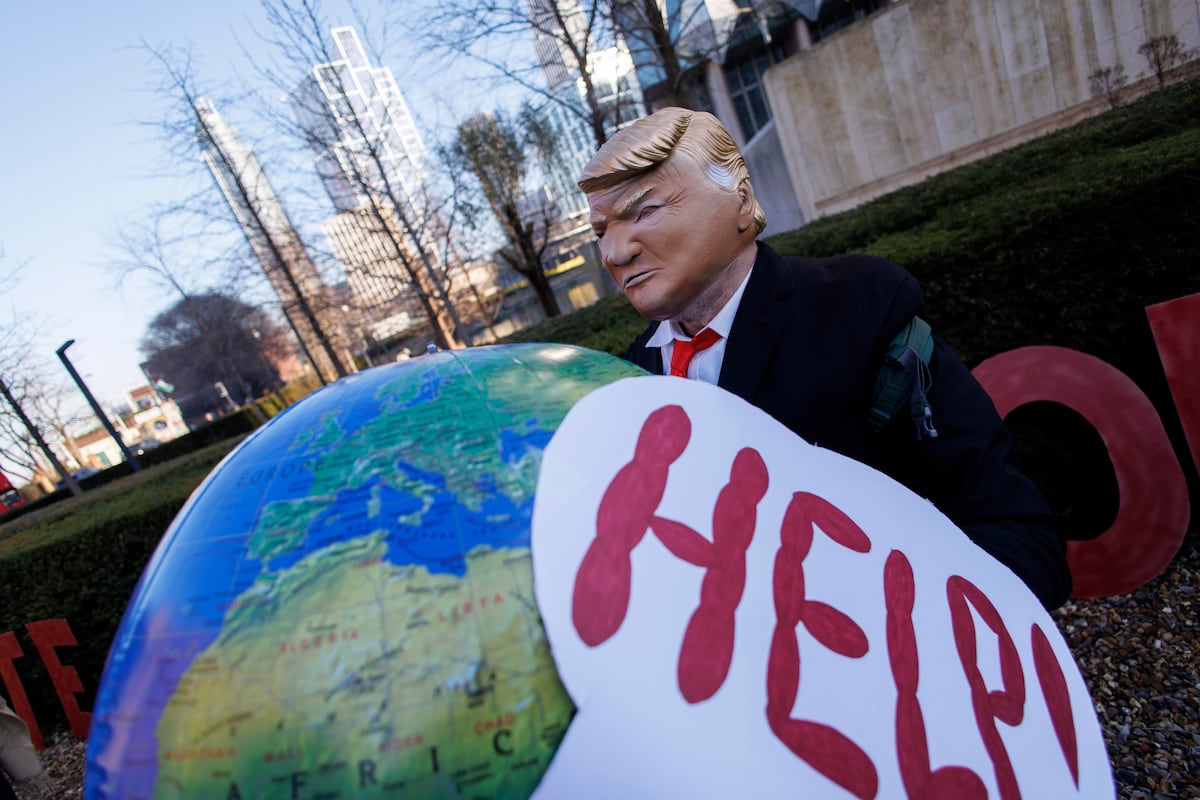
[501,291,648,356]
[0,440,244,731]
[769,78,1200,265]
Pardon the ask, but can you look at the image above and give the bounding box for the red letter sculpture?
[974,346,1189,596]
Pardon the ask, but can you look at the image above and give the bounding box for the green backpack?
[869,316,938,439]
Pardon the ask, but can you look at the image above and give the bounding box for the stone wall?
[763,0,1200,223]
[743,121,807,237]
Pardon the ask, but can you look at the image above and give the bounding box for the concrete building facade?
[586,0,1196,237]
[762,0,1200,222]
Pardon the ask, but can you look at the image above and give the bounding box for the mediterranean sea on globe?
[84,343,647,800]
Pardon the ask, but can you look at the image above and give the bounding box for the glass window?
[739,61,756,86]
[811,0,889,42]
[724,49,777,139]
[317,65,340,96]
[337,29,366,68]
[335,64,354,93]
[388,127,405,155]
[731,95,754,142]
[375,72,397,97]
[748,88,769,131]
[357,69,377,97]
[371,98,387,124]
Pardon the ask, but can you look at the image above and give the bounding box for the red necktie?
[669,328,721,378]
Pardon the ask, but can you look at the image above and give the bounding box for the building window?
[337,29,367,68]
[809,0,890,43]
[725,50,779,140]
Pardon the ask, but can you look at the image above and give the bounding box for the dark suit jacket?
[626,242,1071,609]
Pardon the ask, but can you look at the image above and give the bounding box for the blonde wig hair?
[578,108,767,234]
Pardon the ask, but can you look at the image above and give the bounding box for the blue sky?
[0,2,276,404]
[0,1,503,408]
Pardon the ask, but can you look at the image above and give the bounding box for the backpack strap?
[868,316,938,439]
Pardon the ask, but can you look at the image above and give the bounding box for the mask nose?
[601,232,639,269]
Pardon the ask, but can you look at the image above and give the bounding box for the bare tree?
[0,372,85,496]
[1138,34,1185,88]
[248,0,481,350]
[113,207,236,318]
[413,0,745,156]
[414,0,631,150]
[113,216,285,417]
[427,139,509,339]
[455,110,562,317]
[0,350,92,490]
[1088,63,1128,109]
[140,292,287,423]
[603,0,726,110]
[0,249,91,490]
[137,42,351,382]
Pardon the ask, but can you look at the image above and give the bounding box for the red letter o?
[973,346,1188,597]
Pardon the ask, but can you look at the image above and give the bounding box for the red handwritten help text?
[571,404,1083,799]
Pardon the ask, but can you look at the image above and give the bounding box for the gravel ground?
[15,727,84,799]
[23,532,1198,799]
[1055,530,1200,798]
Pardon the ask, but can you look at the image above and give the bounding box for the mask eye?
[636,205,660,222]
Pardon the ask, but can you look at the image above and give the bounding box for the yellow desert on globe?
[84,343,646,799]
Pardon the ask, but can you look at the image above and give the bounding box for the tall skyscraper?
[290,26,465,348]
[525,0,645,218]
[291,27,429,216]
[527,0,594,94]
[194,99,348,382]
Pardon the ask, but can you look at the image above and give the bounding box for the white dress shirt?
[645,267,754,385]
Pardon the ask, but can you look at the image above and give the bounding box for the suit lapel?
[719,243,797,401]
[628,323,663,374]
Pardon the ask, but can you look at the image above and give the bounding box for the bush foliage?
[500,291,648,356]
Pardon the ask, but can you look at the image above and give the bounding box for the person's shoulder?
[760,244,918,305]
[788,251,912,287]
[624,320,660,365]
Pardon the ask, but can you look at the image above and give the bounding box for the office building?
[195,99,348,380]
[290,26,467,348]
[525,0,645,218]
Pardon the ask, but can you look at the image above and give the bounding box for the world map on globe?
[85,343,647,799]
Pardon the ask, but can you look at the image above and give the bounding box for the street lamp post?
[56,339,142,473]
[0,376,83,495]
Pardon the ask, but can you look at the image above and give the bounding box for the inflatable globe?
[85,343,646,799]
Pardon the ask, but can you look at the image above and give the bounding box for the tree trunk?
[527,264,562,318]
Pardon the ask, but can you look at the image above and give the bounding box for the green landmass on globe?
[85,344,647,799]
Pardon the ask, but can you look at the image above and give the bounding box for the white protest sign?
[530,377,1111,799]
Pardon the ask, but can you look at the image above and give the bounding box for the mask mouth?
[624,271,650,290]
